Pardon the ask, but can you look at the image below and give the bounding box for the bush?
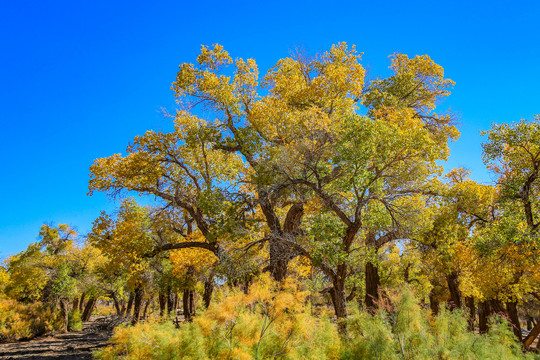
[95,282,538,360]
[68,309,83,331]
[0,298,60,341]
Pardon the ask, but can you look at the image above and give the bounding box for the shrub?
[68,309,83,331]
[0,298,60,341]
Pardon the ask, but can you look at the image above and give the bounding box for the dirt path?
[0,317,115,360]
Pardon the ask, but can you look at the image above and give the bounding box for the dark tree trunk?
[523,320,540,348]
[506,301,522,341]
[446,272,462,310]
[365,262,380,310]
[166,287,174,315]
[465,296,475,331]
[203,278,214,309]
[81,296,97,322]
[265,203,304,282]
[125,293,134,317]
[110,292,121,316]
[329,265,348,334]
[429,290,440,315]
[159,293,167,316]
[59,299,69,333]
[269,240,293,282]
[478,301,491,334]
[78,292,86,312]
[71,297,79,311]
[131,287,143,325]
[183,289,195,322]
[143,298,151,319]
[173,292,179,313]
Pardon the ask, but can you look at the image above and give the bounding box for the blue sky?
[1,0,539,258]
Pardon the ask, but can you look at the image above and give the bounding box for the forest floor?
[0,316,116,360]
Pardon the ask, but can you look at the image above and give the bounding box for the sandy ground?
[0,317,114,360]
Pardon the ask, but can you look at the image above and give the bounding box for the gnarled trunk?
[159,293,167,316]
[125,292,134,317]
[131,287,143,325]
[81,296,97,322]
[330,270,347,334]
[365,262,380,310]
[110,291,121,316]
[446,272,462,310]
[478,301,490,333]
[506,301,522,341]
[166,287,174,315]
[465,296,475,331]
[183,289,195,322]
[203,278,214,309]
[523,320,540,348]
[59,299,69,333]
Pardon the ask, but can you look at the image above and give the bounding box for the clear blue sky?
[1,0,539,259]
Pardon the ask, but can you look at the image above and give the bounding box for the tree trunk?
[330,278,347,334]
[465,296,475,331]
[365,262,380,310]
[203,278,214,309]
[429,291,440,315]
[78,292,86,312]
[523,320,540,348]
[131,287,143,325]
[110,292,121,316]
[159,293,166,316]
[173,292,179,313]
[166,287,174,315]
[125,292,134,317]
[478,301,491,334]
[81,296,97,322]
[506,301,522,341]
[183,289,195,322]
[59,299,69,333]
[446,272,462,310]
[269,239,293,282]
[143,298,151,319]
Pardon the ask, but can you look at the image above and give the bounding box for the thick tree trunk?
[159,293,167,316]
[269,240,293,282]
[110,292,121,316]
[173,292,179,313]
[59,299,69,333]
[465,297,475,331]
[429,290,440,315]
[183,289,195,322]
[506,301,522,341]
[81,296,97,322]
[131,287,143,325]
[142,298,151,319]
[203,278,214,309]
[125,293,134,317]
[365,262,380,310]
[478,301,491,334]
[329,265,348,334]
[446,272,462,310]
[166,287,174,315]
[523,320,540,348]
[78,292,86,312]
[72,297,79,311]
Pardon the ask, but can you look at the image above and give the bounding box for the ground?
[0,317,115,360]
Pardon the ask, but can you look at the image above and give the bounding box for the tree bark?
[365,262,380,310]
[125,292,134,317]
[166,287,174,315]
[143,298,151,319]
[131,287,143,325]
[71,297,79,311]
[78,292,86,312]
[446,272,462,310]
[110,291,121,316]
[59,299,69,333]
[203,278,214,309]
[183,289,195,322]
[465,296,475,331]
[159,293,166,316]
[478,301,491,334]
[81,296,97,322]
[523,320,540,348]
[506,301,522,341]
